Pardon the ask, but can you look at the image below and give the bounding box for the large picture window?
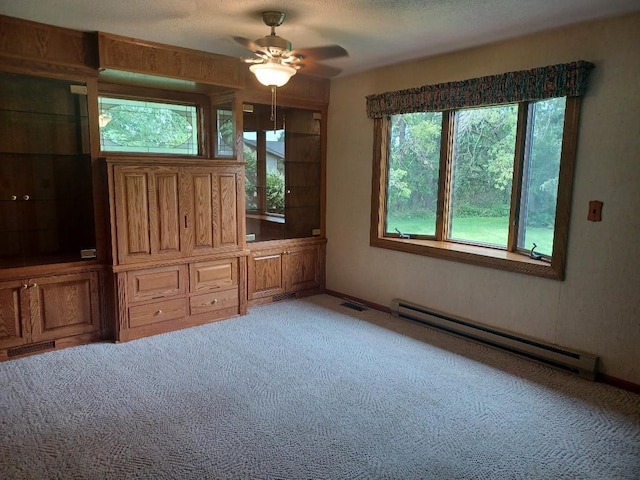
[368,62,593,279]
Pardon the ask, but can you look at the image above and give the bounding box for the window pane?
[386,112,442,236]
[518,97,566,256]
[99,97,199,155]
[216,108,235,157]
[243,131,258,210]
[450,104,518,247]
[265,130,285,215]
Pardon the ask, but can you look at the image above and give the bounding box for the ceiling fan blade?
[233,36,270,55]
[297,62,343,78]
[289,45,348,61]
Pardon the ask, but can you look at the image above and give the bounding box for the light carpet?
[1,294,639,479]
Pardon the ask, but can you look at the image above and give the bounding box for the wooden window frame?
[370,97,581,280]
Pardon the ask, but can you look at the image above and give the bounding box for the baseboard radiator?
[390,299,598,380]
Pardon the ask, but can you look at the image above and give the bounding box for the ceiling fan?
[234,11,348,87]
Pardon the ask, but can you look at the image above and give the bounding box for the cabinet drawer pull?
[197,299,218,307]
[156,309,163,315]
[29,283,37,289]
[10,195,18,201]
[22,284,28,289]
[23,194,30,201]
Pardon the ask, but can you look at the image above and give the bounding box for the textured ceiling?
[1,0,639,77]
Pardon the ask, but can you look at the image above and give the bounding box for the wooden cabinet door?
[29,272,100,342]
[0,280,30,349]
[248,250,284,300]
[114,166,182,264]
[284,245,321,293]
[182,167,240,256]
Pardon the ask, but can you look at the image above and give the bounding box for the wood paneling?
[189,259,237,293]
[127,265,187,302]
[249,253,284,299]
[243,74,330,108]
[0,15,97,72]
[182,166,240,256]
[185,170,215,254]
[122,172,151,256]
[218,173,239,247]
[0,280,28,349]
[29,271,100,342]
[247,239,326,304]
[97,32,243,89]
[113,166,182,264]
[189,287,238,316]
[128,298,187,328]
[154,173,181,255]
[285,247,321,293]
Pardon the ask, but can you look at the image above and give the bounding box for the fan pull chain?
[270,86,277,133]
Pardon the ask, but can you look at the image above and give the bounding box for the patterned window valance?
[366,61,594,119]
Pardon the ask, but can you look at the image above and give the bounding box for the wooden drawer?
[129,298,186,328]
[189,287,238,316]
[127,265,187,302]
[190,258,237,293]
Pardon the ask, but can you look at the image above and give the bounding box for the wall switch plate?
[588,200,603,222]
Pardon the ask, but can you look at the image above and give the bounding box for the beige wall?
[326,12,640,384]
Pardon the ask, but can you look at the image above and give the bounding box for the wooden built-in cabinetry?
[243,101,327,304]
[0,58,106,360]
[248,239,326,306]
[0,268,103,359]
[112,163,241,263]
[107,158,248,342]
[0,14,328,358]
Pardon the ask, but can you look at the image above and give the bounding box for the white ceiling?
[2,0,639,78]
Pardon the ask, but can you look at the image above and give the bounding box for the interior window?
[98,97,199,155]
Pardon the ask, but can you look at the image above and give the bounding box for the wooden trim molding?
[97,32,244,89]
[0,15,97,73]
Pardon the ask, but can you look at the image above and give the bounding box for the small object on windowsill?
[80,248,97,259]
[395,228,410,239]
[529,243,543,261]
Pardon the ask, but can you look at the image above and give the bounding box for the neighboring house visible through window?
[368,62,594,279]
[244,130,285,215]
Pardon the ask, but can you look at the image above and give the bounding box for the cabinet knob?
[22,284,28,289]
[211,299,218,305]
[156,309,163,315]
[29,283,37,289]
[23,195,30,201]
[10,195,17,201]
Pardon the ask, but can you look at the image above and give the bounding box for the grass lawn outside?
[387,215,554,255]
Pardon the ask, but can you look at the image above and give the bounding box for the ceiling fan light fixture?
[249,62,297,87]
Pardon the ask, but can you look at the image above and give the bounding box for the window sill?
[247,213,285,224]
[370,236,563,280]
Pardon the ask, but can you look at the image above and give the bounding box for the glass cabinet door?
[0,72,96,268]
[243,103,322,243]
